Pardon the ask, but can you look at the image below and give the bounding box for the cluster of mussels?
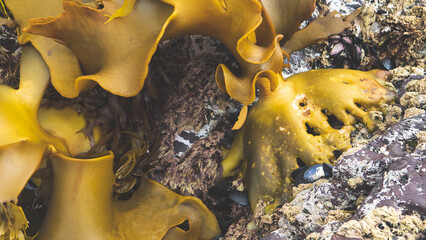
[0,0,396,239]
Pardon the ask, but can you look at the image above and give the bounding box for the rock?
[356,155,425,218]
[333,114,425,189]
[262,114,425,240]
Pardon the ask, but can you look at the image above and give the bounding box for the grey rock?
[266,115,426,240]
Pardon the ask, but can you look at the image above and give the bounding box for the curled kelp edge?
[262,0,317,42]
[222,69,396,211]
[0,43,107,239]
[36,152,219,240]
[283,9,361,54]
[4,0,85,99]
[25,0,286,106]
[0,45,69,156]
[23,0,172,97]
[215,34,285,105]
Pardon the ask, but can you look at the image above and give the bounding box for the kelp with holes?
[222,69,396,212]
[0,0,397,238]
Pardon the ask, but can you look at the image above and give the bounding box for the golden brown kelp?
[24,0,173,97]
[0,202,28,240]
[4,0,84,98]
[222,70,396,211]
[37,152,219,240]
[0,45,100,240]
[262,0,360,54]
[0,46,67,205]
[25,0,285,106]
[0,46,220,239]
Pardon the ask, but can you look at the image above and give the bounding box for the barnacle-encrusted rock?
[261,114,425,239]
[357,0,425,67]
[307,154,426,240]
[320,207,425,240]
[222,69,395,211]
[332,115,425,186]
[36,152,220,240]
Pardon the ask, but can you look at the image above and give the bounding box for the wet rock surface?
[262,115,425,240]
[260,0,426,239]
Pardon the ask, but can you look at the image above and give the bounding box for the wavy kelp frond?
[262,0,316,42]
[38,107,102,156]
[36,152,219,240]
[161,0,285,105]
[288,69,395,131]
[3,0,62,29]
[26,0,285,105]
[0,202,28,240]
[0,45,68,154]
[4,0,84,99]
[0,46,98,204]
[222,69,396,211]
[25,0,173,98]
[215,37,284,105]
[0,141,49,203]
[106,0,276,64]
[282,9,361,54]
[260,0,360,54]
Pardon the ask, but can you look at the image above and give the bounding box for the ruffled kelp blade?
[3,0,62,29]
[38,107,102,157]
[24,0,174,98]
[25,0,285,105]
[0,45,100,204]
[0,45,68,155]
[222,69,396,212]
[4,0,84,99]
[261,0,316,42]
[0,141,49,203]
[282,9,361,54]
[161,0,285,105]
[261,0,360,54]
[37,152,219,240]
